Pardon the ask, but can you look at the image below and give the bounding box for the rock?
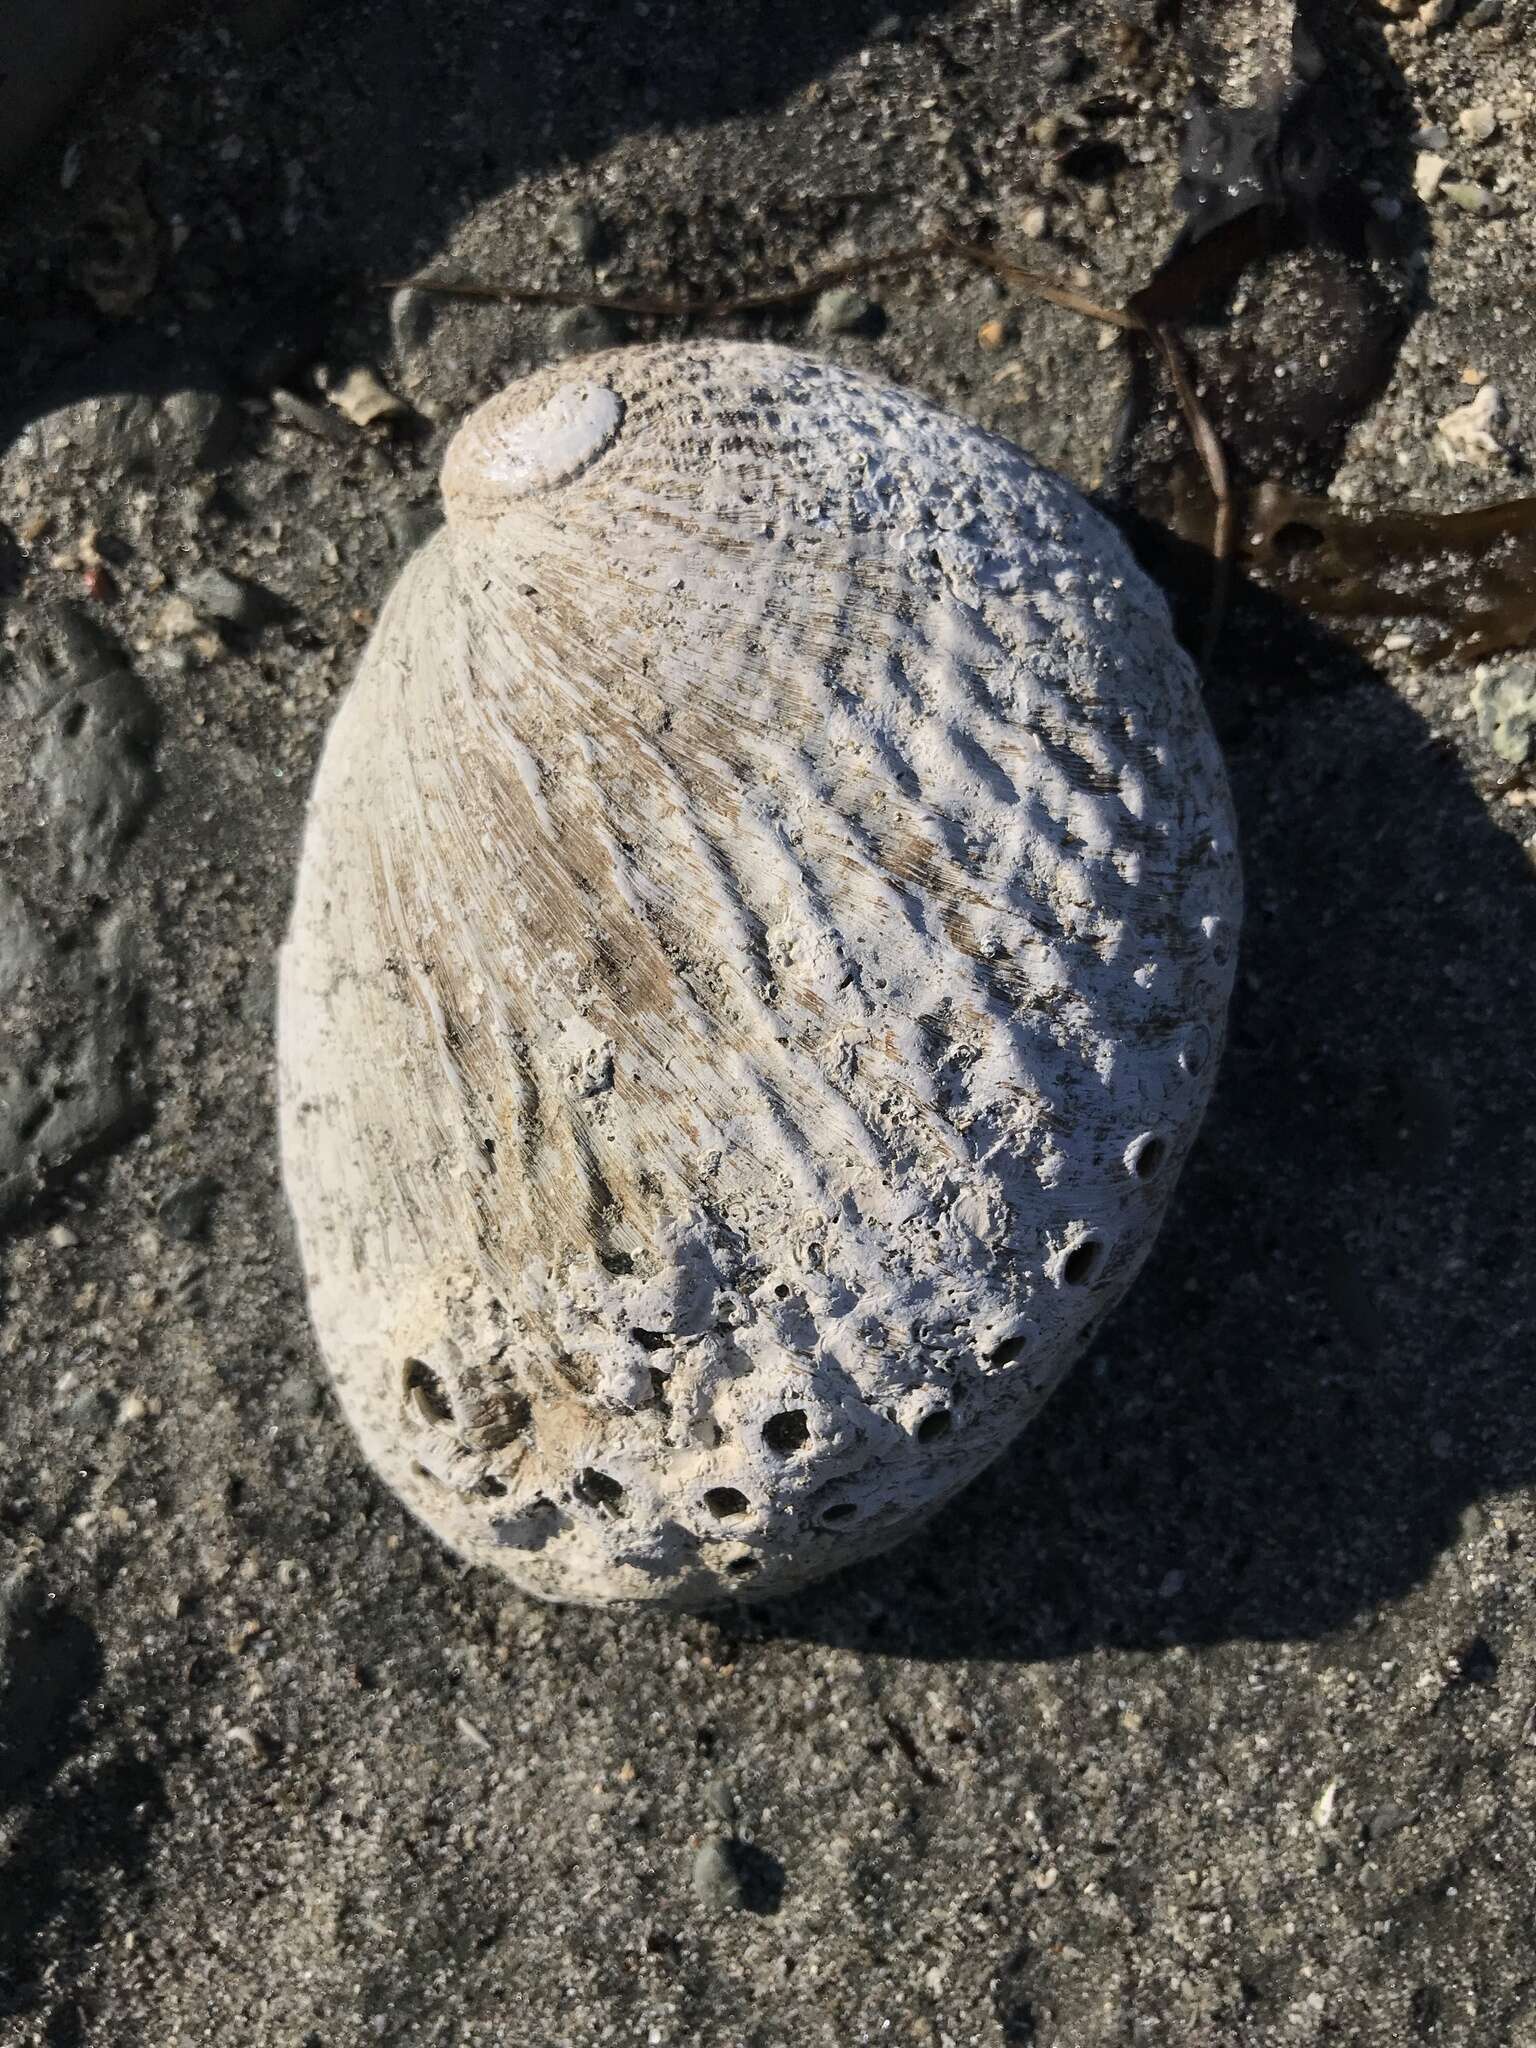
[1462,0,1502,22]
[1458,103,1498,143]
[810,288,881,337]
[549,201,606,266]
[1435,383,1508,466]
[271,388,358,442]
[1039,35,1081,84]
[690,1835,746,1911]
[0,886,148,1222]
[1020,202,1052,240]
[1367,1803,1413,1841]
[1440,179,1492,213]
[19,606,158,876]
[1414,152,1447,202]
[320,365,407,428]
[1470,664,1536,766]
[1417,0,1459,25]
[5,383,234,484]
[157,1176,220,1242]
[181,566,266,630]
[977,318,1007,351]
[155,596,200,639]
[548,305,624,355]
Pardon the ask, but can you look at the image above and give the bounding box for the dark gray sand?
[2,3,1535,2042]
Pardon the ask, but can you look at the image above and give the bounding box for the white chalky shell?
[277,341,1240,1608]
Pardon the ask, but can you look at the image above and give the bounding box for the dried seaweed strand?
[1152,328,1234,672]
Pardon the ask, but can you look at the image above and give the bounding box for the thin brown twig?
[939,234,1141,330]
[1152,326,1234,673]
[379,241,946,319]
[383,233,1235,673]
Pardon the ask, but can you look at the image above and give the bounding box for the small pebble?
[1414,152,1448,202]
[1457,103,1497,143]
[156,596,200,640]
[1462,0,1502,22]
[1031,114,1069,149]
[47,1224,79,1249]
[271,388,357,442]
[1470,663,1536,765]
[1417,0,1459,25]
[977,317,1007,351]
[181,568,264,630]
[1368,1803,1413,1842]
[321,365,406,428]
[690,1835,746,1912]
[1020,202,1051,240]
[1440,180,1492,214]
[1436,383,1508,467]
[810,288,880,338]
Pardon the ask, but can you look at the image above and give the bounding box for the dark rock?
[4,383,234,481]
[690,1835,746,1911]
[180,566,268,630]
[18,607,158,877]
[0,888,149,1224]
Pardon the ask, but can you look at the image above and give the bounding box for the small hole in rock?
[726,1556,759,1577]
[705,1486,749,1520]
[987,1335,1028,1368]
[474,1473,509,1499]
[1063,1240,1101,1286]
[410,1461,442,1487]
[916,1409,952,1444]
[631,1327,671,1352]
[575,1468,626,1516]
[1270,519,1324,558]
[601,1251,635,1276]
[403,1358,453,1425]
[772,1283,790,1300]
[821,1502,857,1525]
[762,1409,810,1456]
[1132,1136,1167,1181]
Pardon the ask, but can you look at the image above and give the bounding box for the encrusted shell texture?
[277,342,1240,1608]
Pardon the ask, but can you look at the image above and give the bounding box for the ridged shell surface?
[277,341,1240,1608]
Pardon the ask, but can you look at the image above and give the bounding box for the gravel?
[1,2,1535,2044]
